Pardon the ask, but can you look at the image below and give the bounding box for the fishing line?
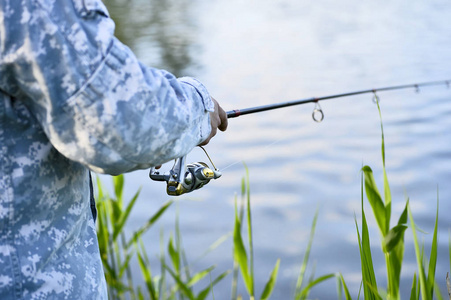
[219,134,291,172]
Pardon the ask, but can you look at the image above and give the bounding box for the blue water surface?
[101,0,451,298]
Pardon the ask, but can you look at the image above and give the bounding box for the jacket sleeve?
[0,0,214,175]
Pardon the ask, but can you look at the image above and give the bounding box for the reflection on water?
[104,0,199,77]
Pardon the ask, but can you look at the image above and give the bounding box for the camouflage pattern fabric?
[0,0,213,299]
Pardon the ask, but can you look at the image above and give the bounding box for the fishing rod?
[226,79,451,121]
[150,79,451,195]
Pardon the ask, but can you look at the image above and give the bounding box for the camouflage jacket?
[0,0,213,299]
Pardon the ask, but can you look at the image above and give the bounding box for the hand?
[199,97,228,146]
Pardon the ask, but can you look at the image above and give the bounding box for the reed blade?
[260,259,280,300]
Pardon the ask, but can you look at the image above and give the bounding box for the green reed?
[355,101,446,300]
[232,166,280,300]
[96,102,450,300]
[96,169,337,300]
[96,175,173,299]
[231,165,348,300]
[96,177,229,300]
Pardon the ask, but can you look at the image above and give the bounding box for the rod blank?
[226,80,451,118]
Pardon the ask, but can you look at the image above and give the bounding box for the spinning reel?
[149,146,221,196]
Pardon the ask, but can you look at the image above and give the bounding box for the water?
[101,0,451,298]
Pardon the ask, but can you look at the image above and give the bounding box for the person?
[0,0,228,299]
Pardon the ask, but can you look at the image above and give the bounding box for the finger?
[200,135,211,146]
[218,107,228,131]
[210,125,218,139]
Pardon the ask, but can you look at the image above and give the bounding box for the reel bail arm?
[149,147,222,196]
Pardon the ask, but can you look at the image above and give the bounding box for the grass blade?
[168,236,181,275]
[159,228,167,300]
[339,274,353,300]
[260,259,280,300]
[383,224,408,253]
[295,208,319,295]
[231,196,241,300]
[362,166,387,235]
[96,201,109,262]
[397,200,409,225]
[113,188,141,242]
[174,204,192,288]
[186,266,215,287]
[126,200,173,247]
[197,270,231,300]
[409,273,417,300]
[244,166,255,297]
[118,250,135,278]
[336,274,343,300]
[165,265,195,300]
[194,232,232,265]
[357,170,380,300]
[426,194,439,299]
[296,273,336,300]
[136,250,157,300]
[113,174,124,206]
[138,287,145,300]
[355,216,380,300]
[433,280,445,300]
[376,102,392,232]
[408,205,430,300]
[387,200,409,299]
[232,177,248,300]
[233,208,252,294]
[95,176,104,199]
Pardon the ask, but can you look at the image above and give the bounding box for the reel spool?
[149,148,221,196]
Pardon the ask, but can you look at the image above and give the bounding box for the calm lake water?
[101,0,451,298]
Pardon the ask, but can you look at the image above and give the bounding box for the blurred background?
[100,0,451,298]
